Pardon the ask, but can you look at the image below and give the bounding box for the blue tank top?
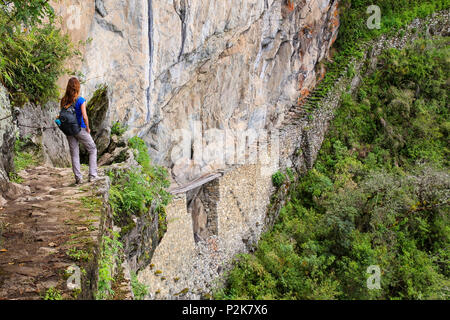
[74,97,87,128]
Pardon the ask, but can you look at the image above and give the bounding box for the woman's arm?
[80,102,90,133]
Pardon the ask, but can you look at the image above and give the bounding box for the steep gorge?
[1,0,447,300]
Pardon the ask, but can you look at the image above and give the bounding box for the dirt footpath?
[0,166,104,300]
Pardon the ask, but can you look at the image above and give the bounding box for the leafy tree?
[0,0,54,36]
[0,1,79,105]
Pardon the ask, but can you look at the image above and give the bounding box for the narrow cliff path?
[0,166,104,300]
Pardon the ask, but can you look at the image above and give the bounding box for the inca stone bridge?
[138,163,276,299]
[169,172,223,195]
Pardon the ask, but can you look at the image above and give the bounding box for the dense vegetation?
[216,36,449,299]
[107,137,172,239]
[101,137,170,300]
[302,0,450,113]
[337,0,449,52]
[0,1,79,106]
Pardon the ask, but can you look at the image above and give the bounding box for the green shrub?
[66,248,90,262]
[44,287,62,300]
[0,3,80,106]
[96,231,123,300]
[111,122,128,137]
[108,137,172,238]
[109,168,154,218]
[272,171,286,188]
[0,1,55,36]
[128,137,152,172]
[131,272,149,300]
[286,167,295,182]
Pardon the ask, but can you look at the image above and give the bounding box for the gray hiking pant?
[67,128,98,180]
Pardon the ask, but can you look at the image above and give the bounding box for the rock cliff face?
[16,102,71,168]
[53,0,339,184]
[0,85,15,200]
[0,85,71,203]
[148,0,339,185]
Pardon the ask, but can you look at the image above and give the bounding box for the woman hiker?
[60,77,98,184]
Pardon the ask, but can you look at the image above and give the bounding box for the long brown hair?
[60,77,80,108]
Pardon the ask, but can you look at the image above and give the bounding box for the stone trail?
[0,166,105,300]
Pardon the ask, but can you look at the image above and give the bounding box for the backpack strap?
[63,101,76,110]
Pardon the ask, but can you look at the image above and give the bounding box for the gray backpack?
[58,103,81,136]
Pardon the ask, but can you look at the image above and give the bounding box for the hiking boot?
[88,175,100,183]
[75,177,83,185]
